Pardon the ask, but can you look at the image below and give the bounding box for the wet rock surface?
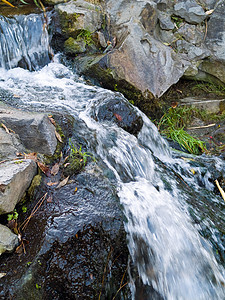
[0,164,130,299]
[92,94,143,135]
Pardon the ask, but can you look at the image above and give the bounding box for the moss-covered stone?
[63,153,84,177]
[64,37,86,54]
[27,175,42,200]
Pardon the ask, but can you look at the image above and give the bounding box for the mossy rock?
[27,175,42,199]
[64,37,86,54]
[63,153,84,177]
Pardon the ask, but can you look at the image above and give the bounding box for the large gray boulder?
[0,224,18,255]
[0,159,37,214]
[55,0,225,97]
[0,102,57,156]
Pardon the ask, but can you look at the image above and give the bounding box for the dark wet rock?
[0,159,37,214]
[174,0,206,24]
[0,224,19,256]
[0,102,57,156]
[0,164,130,299]
[92,95,143,135]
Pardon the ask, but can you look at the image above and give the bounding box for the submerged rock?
[0,224,18,256]
[92,94,143,135]
[0,159,37,214]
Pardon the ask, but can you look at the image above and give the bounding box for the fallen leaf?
[16,152,23,157]
[114,113,122,121]
[1,123,10,134]
[74,187,78,194]
[46,195,53,203]
[48,115,56,126]
[0,273,7,279]
[56,176,69,189]
[24,152,37,161]
[15,244,23,254]
[190,169,195,175]
[205,9,214,15]
[47,181,59,186]
[63,156,69,163]
[64,162,70,168]
[13,94,21,98]
[51,163,59,176]
[37,162,51,177]
[55,130,62,143]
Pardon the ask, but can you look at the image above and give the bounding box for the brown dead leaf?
[24,152,37,161]
[47,181,59,186]
[37,162,51,177]
[64,162,70,168]
[16,152,23,157]
[63,156,69,163]
[51,163,60,176]
[46,195,53,203]
[56,176,69,189]
[1,123,10,134]
[55,130,63,143]
[13,94,21,98]
[15,244,23,254]
[48,115,56,126]
[0,184,6,193]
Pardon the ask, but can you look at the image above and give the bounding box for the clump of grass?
[192,81,225,97]
[64,139,95,176]
[158,107,207,154]
[76,29,93,46]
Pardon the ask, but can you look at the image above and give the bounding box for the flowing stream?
[0,12,224,299]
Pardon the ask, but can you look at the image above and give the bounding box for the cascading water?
[0,12,224,299]
[0,13,51,70]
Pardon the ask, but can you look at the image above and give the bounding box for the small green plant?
[35,283,41,290]
[22,206,27,213]
[64,139,95,176]
[26,262,32,267]
[171,15,184,29]
[7,209,19,221]
[158,107,207,154]
[76,29,93,46]
[69,139,95,166]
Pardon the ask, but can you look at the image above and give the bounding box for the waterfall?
[0,13,224,299]
[0,13,51,70]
